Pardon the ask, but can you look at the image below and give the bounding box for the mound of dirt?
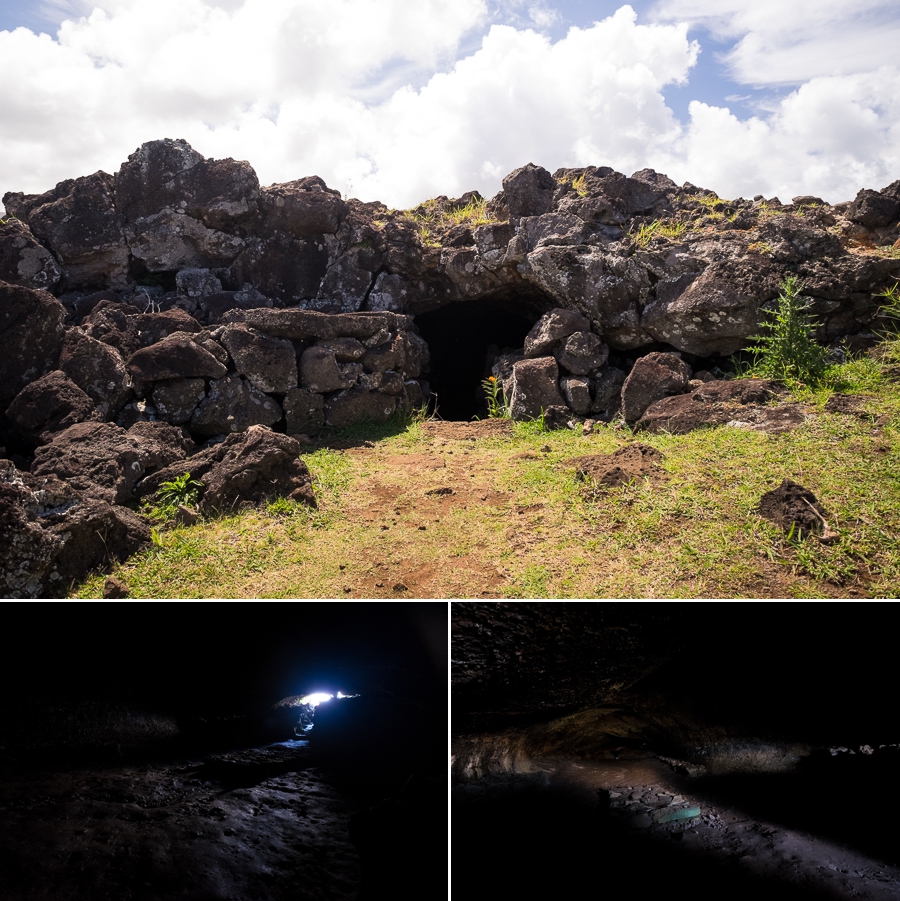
[756,479,837,540]
[570,443,665,489]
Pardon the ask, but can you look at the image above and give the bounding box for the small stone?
[393,582,408,592]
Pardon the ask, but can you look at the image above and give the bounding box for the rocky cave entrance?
[414,293,547,421]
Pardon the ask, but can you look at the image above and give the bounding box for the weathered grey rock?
[6,370,98,442]
[561,376,592,415]
[555,331,608,375]
[523,308,591,358]
[0,280,66,406]
[4,171,129,289]
[846,189,900,229]
[509,357,565,420]
[621,352,692,423]
[0,461,150,598]
[522,249,651,350]
[0,217,62,290]
[359,370,405,395]
[473,222,516,268]
[219,324,298,393]
[366,272,410,312]
[300,346,355,394]
[190,375,282,436]
[81,302,142,358]
[222,307,413,341]
[59,330,132,419]
[284,387,325,435]
[176,268,223,305]
[325,386,398,427]
[128,333,228,382]
[641,264,771,356]
[260,177,345,237]
[137,426,316,513]
[316,248,379,312]
[521,213,592,250]
[31,420,188,505]
[125,210,245,272]
[115,138,259,230]
[151,378,207,425]
[502,164,556,220]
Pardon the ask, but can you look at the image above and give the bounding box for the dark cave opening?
[414,295,540,421]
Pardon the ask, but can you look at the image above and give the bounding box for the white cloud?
[1,0,898,218]
[652,0,900,85]
[0,1,698,211]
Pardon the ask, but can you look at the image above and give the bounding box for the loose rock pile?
[2,139,899,595]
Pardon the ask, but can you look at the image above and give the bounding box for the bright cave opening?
[414,293,547,421]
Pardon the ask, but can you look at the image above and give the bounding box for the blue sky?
[1,1,899,212]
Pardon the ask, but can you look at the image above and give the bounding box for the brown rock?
[636,379,780,434]
[284,388,325,435]
[128,333,228,382]
[509,357,565,420]
[325,386,398,427]
[31,420,188,505]
[621,352,692,423]
[523,308,591,358]
[0,280,67,406]
[219,324,298,393]
[138,426,316,513]
[190,375,282,437]
[152,378,207,425]
[0,216,62,290]
[261,176,345,236]
[6,370,98,442]
[0,461,150,599]
[59,330,133,419]
[5,171,129,289]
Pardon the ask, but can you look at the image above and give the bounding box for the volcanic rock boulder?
[189,375,283,436]
[846,188,900,229]
[59,330,133,419]
[502,163,557,220]
[138,426,315,513]
[30,421,189,505]
[508,357,565,420]
[6,371,98,443]
[0,280,67,406]
[218,324,298,394]
[523,308,591,358]
[128,333,228,382]
[0,460,150,599]
[621,352,692,423]
[4,171,130,289]
[0,217,62,290]
[636,379,779,434]
[260,176,345,237]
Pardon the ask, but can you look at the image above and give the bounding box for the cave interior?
[451,602,900,901]
[414,291,547,421]
[0,602,446,901]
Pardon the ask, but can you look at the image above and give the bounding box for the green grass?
[632,219,689,248]
[72,345,900,599]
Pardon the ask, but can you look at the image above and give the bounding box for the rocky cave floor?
[453,752,900,900]
[0,739,382,901]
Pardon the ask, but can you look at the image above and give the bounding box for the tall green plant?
[746,276,829,385]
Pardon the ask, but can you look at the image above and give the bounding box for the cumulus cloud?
[1,0,898,216]
[0,1,700,210]
[652,0,900,85]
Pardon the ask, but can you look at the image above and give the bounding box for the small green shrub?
[744,276,829,385]
[155,473,204,508]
